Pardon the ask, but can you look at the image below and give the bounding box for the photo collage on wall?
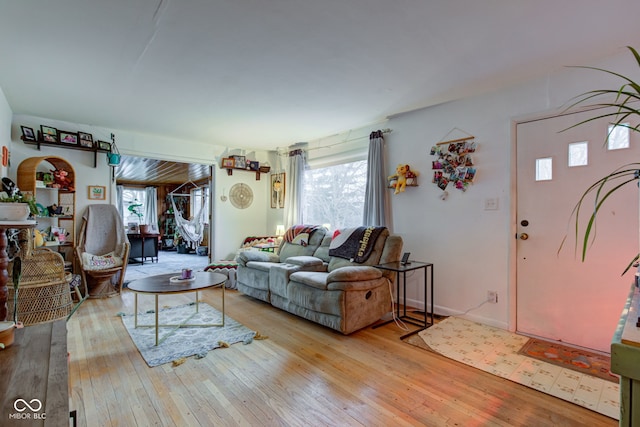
[430,138,477,192]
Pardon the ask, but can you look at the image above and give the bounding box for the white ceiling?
[1,1,639,151]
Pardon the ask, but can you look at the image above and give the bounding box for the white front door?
[516,108,639,352]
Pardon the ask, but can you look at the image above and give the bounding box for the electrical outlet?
[484,198,499,210]
[487,291,498,304]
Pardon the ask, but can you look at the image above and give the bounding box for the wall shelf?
[21,136,111,168]
[221,166,270,181]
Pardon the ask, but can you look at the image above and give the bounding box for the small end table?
[373,260,434,339]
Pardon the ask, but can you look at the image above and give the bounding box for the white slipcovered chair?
[76,204,130,298]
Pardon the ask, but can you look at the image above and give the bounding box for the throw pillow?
[82,252,123,271]
[290,232,309,246]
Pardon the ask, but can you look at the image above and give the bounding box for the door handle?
[518,233,529,240]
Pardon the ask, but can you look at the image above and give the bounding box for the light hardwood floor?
[67,289,616,426]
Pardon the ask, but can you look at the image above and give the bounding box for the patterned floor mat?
[519,338,616,383]
[412,317,620,420]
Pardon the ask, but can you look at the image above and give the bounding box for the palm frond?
[559,46,640,271]
[561,164,640,262]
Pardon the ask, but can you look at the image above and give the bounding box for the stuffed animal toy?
[33,229,44,247]
[388,164,418,194]
[51,169,74,191]
[1,177,19,197]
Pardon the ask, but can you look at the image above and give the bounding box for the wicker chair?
[76,204,130,298]
[7,229,73,326]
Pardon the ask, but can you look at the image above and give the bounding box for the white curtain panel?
[284,147,306,228]
[144,186,158,228]
[116,185,124,218]
[363,130,388,227]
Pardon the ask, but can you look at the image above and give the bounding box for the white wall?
[0,88,12,178]
[4,47,636,331]
[212,160,270,260]
[8,114,272,261]
[384,49,636,329]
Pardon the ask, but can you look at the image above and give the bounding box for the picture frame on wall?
[20,126,36,141]
[78,131,94,148]
[249,161,260,171]
[271,172,285,208]
[41,125,58,143]
[88,185,106,200]
[221,157,235,168]
[232,155,246,169]
[58,130,78,145]
[97,141,111,151]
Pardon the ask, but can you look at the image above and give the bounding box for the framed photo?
[88,185,106,200]
[59,130,78,145]
[232,155,246,169]
[97,140,111,151]
[41,125,58,143]
[249,160,260,171]
[78,131,94,148]
[221,157,235,168]
[21,126,36,141]
[271,172,285,208]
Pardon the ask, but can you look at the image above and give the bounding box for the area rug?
[519,337,616,383]
[121,302,256,367]
[411,317,619,420]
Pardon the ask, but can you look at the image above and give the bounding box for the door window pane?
[607,123,630,150]
[535,157,552,181]
[568,141,588,167]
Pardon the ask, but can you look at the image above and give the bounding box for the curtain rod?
[278,128,392,156]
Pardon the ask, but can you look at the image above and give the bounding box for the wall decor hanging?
[388,164,419,194]
[229,183,253,209]
[430,128,477,195]
[271,173,285,208]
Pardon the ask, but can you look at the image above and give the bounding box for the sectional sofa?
[236,225,403,334]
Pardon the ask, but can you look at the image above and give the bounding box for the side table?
[373,260,434,339]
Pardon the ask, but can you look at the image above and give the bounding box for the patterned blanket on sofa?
[329,226,386,263]
[283,225,322,247]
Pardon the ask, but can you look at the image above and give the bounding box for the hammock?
[170,183,207,245]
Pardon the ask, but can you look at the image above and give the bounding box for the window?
[122,188,147,225]
[568,141,588,167]
[191,186,210,225]
[535,157,552,181]
[303,159,367,230]
[607,123,630,150]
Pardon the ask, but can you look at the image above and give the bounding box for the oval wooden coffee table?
[127,271,227,345]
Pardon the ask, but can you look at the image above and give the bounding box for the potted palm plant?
[563,46,640,274]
